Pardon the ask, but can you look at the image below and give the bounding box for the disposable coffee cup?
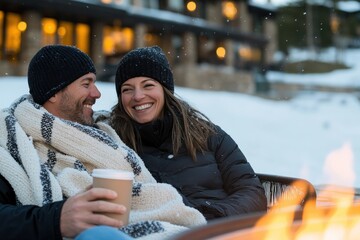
[92,169,134,225]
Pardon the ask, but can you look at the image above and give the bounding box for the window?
[169,0,184,12]
[103,25,134,57]
[76,23,90,54]
[5,13,22,62]
[58,21,74,46]
[0,11,3,60]
[142,0,159,9]
[41,18,57,45]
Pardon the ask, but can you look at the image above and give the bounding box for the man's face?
[54,73,100,126]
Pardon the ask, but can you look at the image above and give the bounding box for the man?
[0,45,206,240]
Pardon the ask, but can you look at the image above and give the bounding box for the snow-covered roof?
[252,0,360,13]
[248,0,278,11]
[337,1,360,13]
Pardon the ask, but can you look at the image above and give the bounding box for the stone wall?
[173,64,255,94]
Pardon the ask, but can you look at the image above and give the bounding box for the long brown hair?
[111,87,216,161]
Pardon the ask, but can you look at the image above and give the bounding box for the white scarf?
[0,95,206,239]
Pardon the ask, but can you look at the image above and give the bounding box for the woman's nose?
[133,88,145,100]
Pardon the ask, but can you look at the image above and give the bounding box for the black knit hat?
[115,46,174,96]
[28,45,96,105]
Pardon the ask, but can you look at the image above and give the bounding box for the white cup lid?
[92,169,134,180]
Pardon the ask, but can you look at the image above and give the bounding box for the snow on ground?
[1,47,359,188]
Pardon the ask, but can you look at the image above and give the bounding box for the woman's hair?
[111,87,216,161]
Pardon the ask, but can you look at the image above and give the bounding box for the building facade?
[0,0,277,93]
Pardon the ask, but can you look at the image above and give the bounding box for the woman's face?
[120,77,165,124]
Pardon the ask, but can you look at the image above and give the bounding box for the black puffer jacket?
[0,174,64,240]
[136,119,267,220]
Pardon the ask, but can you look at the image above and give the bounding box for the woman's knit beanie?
[28,45,96,105]
[115,46,174,96]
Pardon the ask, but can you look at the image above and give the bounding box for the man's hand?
[60,187,127,238]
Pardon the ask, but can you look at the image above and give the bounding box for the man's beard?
[58,92,94,126]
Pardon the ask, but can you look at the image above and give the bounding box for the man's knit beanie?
[115,46,174,96]
[28,45,96,105]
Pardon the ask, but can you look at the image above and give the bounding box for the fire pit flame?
[211,143,360,240]
[249,143,360,240]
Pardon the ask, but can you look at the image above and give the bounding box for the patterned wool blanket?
[0,94,206,239]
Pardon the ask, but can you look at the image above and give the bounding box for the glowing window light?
[57,26,66,37]
[42,18,57,34]
[144,33,160,46]
[330,13,340,34]
[17,21,27,32]
[222,1,237,20]
[121,27,133,50]
[187,1,197,12]
[238,47,252,60]
[6,13,22,55]
[102,26,134,55]
[103,26,114,55]
[103,35,115,55]
[76,23,90,54]
[0,11,3,49]
[216,47,226,59]
[252,49,261,61]
[58,21,73,45]
[101,0,112,4]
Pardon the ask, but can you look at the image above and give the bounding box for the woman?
[110,46,267,220]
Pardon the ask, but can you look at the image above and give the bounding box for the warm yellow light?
[0,11,3,47]
[222,1,237,20]
[103,35,115,55]
[57,26,66,37]
[238,47,261,61]
[145,33,153,42]
[330,14,340,34]
[253,49,261,61]
[122,27,133,50]
[112,30,122,44]
[238,47,252,60]
[76,23,90,54]
[102,26,134,55]
[42,19,57,34]
[187,1,197,12]
[6,13,22,54]
[144,33,160,47]
[17,21,27,32]
[216,47,226,59]
[101,0,112,4]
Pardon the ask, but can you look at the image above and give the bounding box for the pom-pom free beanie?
[28,45,96,105]
[115,46,174,96]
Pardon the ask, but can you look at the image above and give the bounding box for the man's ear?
[48,94,58,103]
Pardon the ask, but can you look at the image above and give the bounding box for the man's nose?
[90,84,101,99]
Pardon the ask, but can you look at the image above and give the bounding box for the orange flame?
[252,143,360,240]
[211,143,360,240]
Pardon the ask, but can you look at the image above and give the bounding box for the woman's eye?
[144,84,154,88]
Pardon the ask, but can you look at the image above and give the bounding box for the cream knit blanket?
[0,95,206,239]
